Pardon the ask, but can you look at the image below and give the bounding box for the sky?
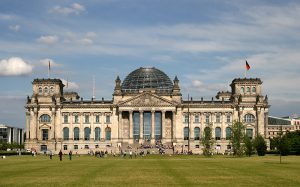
[0,0,300,128]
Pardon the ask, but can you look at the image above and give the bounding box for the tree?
[284,131,300,155]
[244,135,253,157]
[201,123,214,156]
[253,134,267,156]
[231,121,245,156]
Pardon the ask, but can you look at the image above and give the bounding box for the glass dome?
[121,67,173,93]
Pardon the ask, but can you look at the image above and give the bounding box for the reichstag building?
[25,67,269,154]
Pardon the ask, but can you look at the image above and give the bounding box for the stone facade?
[25,67,269,154]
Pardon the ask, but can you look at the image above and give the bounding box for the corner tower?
[230,78,269,136]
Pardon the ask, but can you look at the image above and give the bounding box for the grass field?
[0,154,300,187]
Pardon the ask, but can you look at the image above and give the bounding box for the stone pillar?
[79,113,83,140]
[26,111,30,140]
[190,112,194,140]
[129,111,133,142]
[172,111,176,141]
[69,113,73,141]
[221,112,225,140]
[51,109,56,140]
[162,111,165,140]
[151,111,155,140]
[33,108,38,140]
[90,113,94,141]
[118,111,122,140]
[139,111,143,139]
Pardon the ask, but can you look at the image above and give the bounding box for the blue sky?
[1,0,300,128]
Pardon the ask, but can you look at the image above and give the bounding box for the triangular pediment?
[118,92,177,107]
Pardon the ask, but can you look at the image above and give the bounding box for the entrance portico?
[118,109,176,145]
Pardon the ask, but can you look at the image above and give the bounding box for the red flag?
[246,61,250,71]
[48,61,51,71]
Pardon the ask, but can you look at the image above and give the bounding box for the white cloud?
[50,3,85,15]
[0,57,32,76]
[78,38,93,45]
[61,79,79,90]
[9,25,20,32]
[151,55,175,63]
[0,14,13,20]
[37,35,58,44]
[39,58,62,67]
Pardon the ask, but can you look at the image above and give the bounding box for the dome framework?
[121,67,173,93]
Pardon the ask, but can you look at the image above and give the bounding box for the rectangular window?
[84,145,89,149]
[106,115,110,123]
[205,115,210,124]
[85,115,89,123]
[216,113,221,123]
[63,115,68,123]
[226,115,231,123]
[184,114,189,123]
[246,129,253,139]
[194,115,200,123]
[133,112,140,140]
[95,115,100,123]
[74,115,79,123]
[74,145,78,150]
[42,129,48,140]
[63,145,68,150]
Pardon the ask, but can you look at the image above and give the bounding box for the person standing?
[69,150,72,161]
[49,150,53,160]
[59,150,63,161]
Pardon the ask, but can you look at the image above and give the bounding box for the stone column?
[90,113,94,141]
[172,111,176,141]
[69,113,73,141]
[51,109,56,140]
[190,112,194,140]
[139,111,143,140]
[221,112,225,140]
[129,111,133,141]
[162,111,165,140]
[33,108,38,140]
[26,111,30,140]
[118,111,122,140]
[79,113,83,140]
[151,111,155,141]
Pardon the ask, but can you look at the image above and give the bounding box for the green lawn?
[0,154,300,187]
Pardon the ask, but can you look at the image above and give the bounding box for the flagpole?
[48,61,50,78]
[244,59,247,78]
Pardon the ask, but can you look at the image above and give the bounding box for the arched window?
[244,114,255,123]
[63,127,69,140]
[84,127,90,140]
[44,87,48,93]
[105,127,111,140]
[241,87,244,94]
[39,87,43,94]
[194,127,200,140]
[50,87,54,93]
[252,86,256,93]
[184,127,189,140]
[74,127,79,141]
[215,127,221,140]
[40,114,51,123]
[246,87,250,93]
[226,127,232,140]
[95,127,101,141]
